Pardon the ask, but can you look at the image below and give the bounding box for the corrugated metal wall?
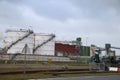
[2,29,55,55]
[80,46,90,56]
[3,30,34,54]
[34,33,55,55]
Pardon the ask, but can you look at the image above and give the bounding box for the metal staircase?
[4,30,33,53]
[33,34,55,53]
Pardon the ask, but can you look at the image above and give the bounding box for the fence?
[0,54,75,62]
[89,63,105,72]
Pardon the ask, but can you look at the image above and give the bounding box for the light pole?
[22,44,28,74]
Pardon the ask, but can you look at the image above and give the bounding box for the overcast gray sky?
[0,0,120,55]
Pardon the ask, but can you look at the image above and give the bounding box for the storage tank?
[109,51,116,57]
[2,29,34,54]
[34,33,55,55]
[80,46,90,56]
[90,45,96,57]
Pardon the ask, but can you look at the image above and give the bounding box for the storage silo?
[33,33,55,55]
[109,51,116,57]
[90,45,96,57]
[80,46,90,56]
[2,29,34,54]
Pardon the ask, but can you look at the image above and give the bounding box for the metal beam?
[111,47,120,50]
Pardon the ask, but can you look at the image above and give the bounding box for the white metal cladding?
[7,34,34,54]
[3,30,30,48]
[3,29,34,54]
[34,33,55,55]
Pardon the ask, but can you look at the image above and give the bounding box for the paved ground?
[29,75,120,80]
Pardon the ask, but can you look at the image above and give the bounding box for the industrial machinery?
[91,44,120,67]
[104,44,120,67]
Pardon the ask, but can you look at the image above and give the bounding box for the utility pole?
[22,44,28,74]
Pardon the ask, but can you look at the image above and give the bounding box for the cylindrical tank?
[109,51,115,57]
[34,33,55,55]
[3,29,34,54]
[80,46,90,56]
[90,45,95,57]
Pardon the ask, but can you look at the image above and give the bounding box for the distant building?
[55,41,76,45]
[55,43,80,57]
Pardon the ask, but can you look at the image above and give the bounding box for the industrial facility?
[0,28,120,66]
[2,29,55,55]
[0,29,80,62]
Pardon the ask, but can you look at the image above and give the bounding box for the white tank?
[109,51,115,57]
[90,46,95,57]
[34,33,55,55]
[2,29,34,54]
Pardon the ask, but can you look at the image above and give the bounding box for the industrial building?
[33,33,55,55]
[2,29,34,54]
[55,43,80,57]
[1,28,119,63]
[0,29,79,62]
[2,29,55,55]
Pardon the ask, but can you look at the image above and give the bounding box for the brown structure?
[55,43,80,57]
